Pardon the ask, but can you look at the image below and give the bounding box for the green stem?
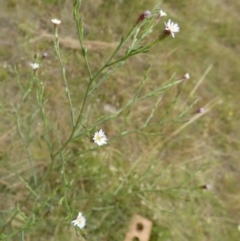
[106,39,159,67]
[54,30,75,127]
[52,11,140,158]
[16,75,37,186]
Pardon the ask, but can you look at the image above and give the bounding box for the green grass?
[0,0,240,240]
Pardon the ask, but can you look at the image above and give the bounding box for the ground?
[0,0,240,240]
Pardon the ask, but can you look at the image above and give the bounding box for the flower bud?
[135,10,151,25]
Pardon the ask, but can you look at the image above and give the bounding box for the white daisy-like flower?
[72,212,86,229]
[51,19,61,25]
[184,73,190,79]
[93,129,107,146]
[159,10,167,17]
[164,19,180,38]
[30,63,39,70]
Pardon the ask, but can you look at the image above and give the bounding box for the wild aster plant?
[6,1,212,240]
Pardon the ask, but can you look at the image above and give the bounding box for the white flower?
[159,10,167,17]
[30,63,39,70]
[184,73,190,79]
[164,19,180,38]
[51,19,61,25]
[72,212,86,229]
[93,129,107,146]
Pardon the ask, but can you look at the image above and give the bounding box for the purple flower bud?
[196,107,205,114]
[136,10,151,24]
[42,52,48,59]
[199,184,211,190]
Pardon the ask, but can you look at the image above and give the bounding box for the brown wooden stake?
[124,214,152,241]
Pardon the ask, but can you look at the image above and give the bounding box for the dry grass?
[0,0,240,240]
